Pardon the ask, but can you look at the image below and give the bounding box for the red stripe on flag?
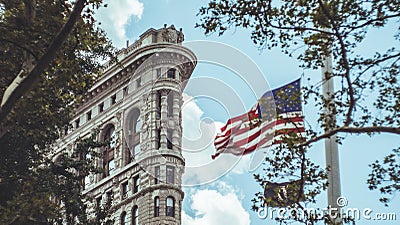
[215,120,303,150]
[213,117,304,156]
[214,117,303,146]
[220,113,248,132]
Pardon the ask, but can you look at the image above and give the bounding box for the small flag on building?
[212,79,304,159]
[263,179,305,207]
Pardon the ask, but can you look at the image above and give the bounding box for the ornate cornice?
[73,44,196,115]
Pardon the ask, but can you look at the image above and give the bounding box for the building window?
[133,175,140,193]
[156,68,161,78]
[123,86,128,97]
[167,68,176,79]
[134,115,141,156]
[167,92,174,117]
[133,144,140,156]
[103,125,116,177]
[166,196,175,217]
[98,102,104,113]
[156,129,161,149]
[86,111,92,121]
[106,191,113,205]
[132,206,139,225]
[155,166,160,184]
[156,91,162,117]
[83,175,90,189]
[154,197,160,217]
[121,182,128,199]
[136,77,141,88]
[167,129,173,150]
[127,108,141,162]
[111,94,116,105]
[96,195,102,208]
[166,166,175,184]
[104,125,116,148]
[108,160,115,175]
[75,118,80,128]
[135,116,141,133]
[120,211,127,225]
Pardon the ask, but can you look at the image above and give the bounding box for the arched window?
[166,196,175,217]
[104,125,116,148]
[127,108,141,162]
[120,211,127,225]
[132,206,139,225]
[154,197,160,217]
[103,125,116,177]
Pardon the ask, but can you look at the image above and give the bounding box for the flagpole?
[322,49,342,224]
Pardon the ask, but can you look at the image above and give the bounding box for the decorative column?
[160,90,168,149]
[149,91,158,150]
[172,91,181,151]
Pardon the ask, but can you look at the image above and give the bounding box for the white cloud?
[95,0,144,47]
[181,93,252,186]
[182,182,250,225]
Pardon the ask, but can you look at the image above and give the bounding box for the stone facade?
[53,25,196,225]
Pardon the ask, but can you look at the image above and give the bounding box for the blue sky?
[95,1,400,224]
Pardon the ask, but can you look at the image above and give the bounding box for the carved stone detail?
[161,24,184,44]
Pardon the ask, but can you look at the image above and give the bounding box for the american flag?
[212,79,304,159]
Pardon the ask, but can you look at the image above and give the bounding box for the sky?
[95,1,399,224]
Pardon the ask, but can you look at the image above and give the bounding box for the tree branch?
[261,1,334,36]
[0,0,86,123]
[353,52,400,82]
[299,126,400,148]
[344,13,400,30]
[0,38,39,61]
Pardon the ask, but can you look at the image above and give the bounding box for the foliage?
[92,192,115,225]
[0,0,114,224]
[368,147,400,206]
[197,0,399,224]
[0,132,110,224]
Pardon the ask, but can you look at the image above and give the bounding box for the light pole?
[322,51,342,224]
